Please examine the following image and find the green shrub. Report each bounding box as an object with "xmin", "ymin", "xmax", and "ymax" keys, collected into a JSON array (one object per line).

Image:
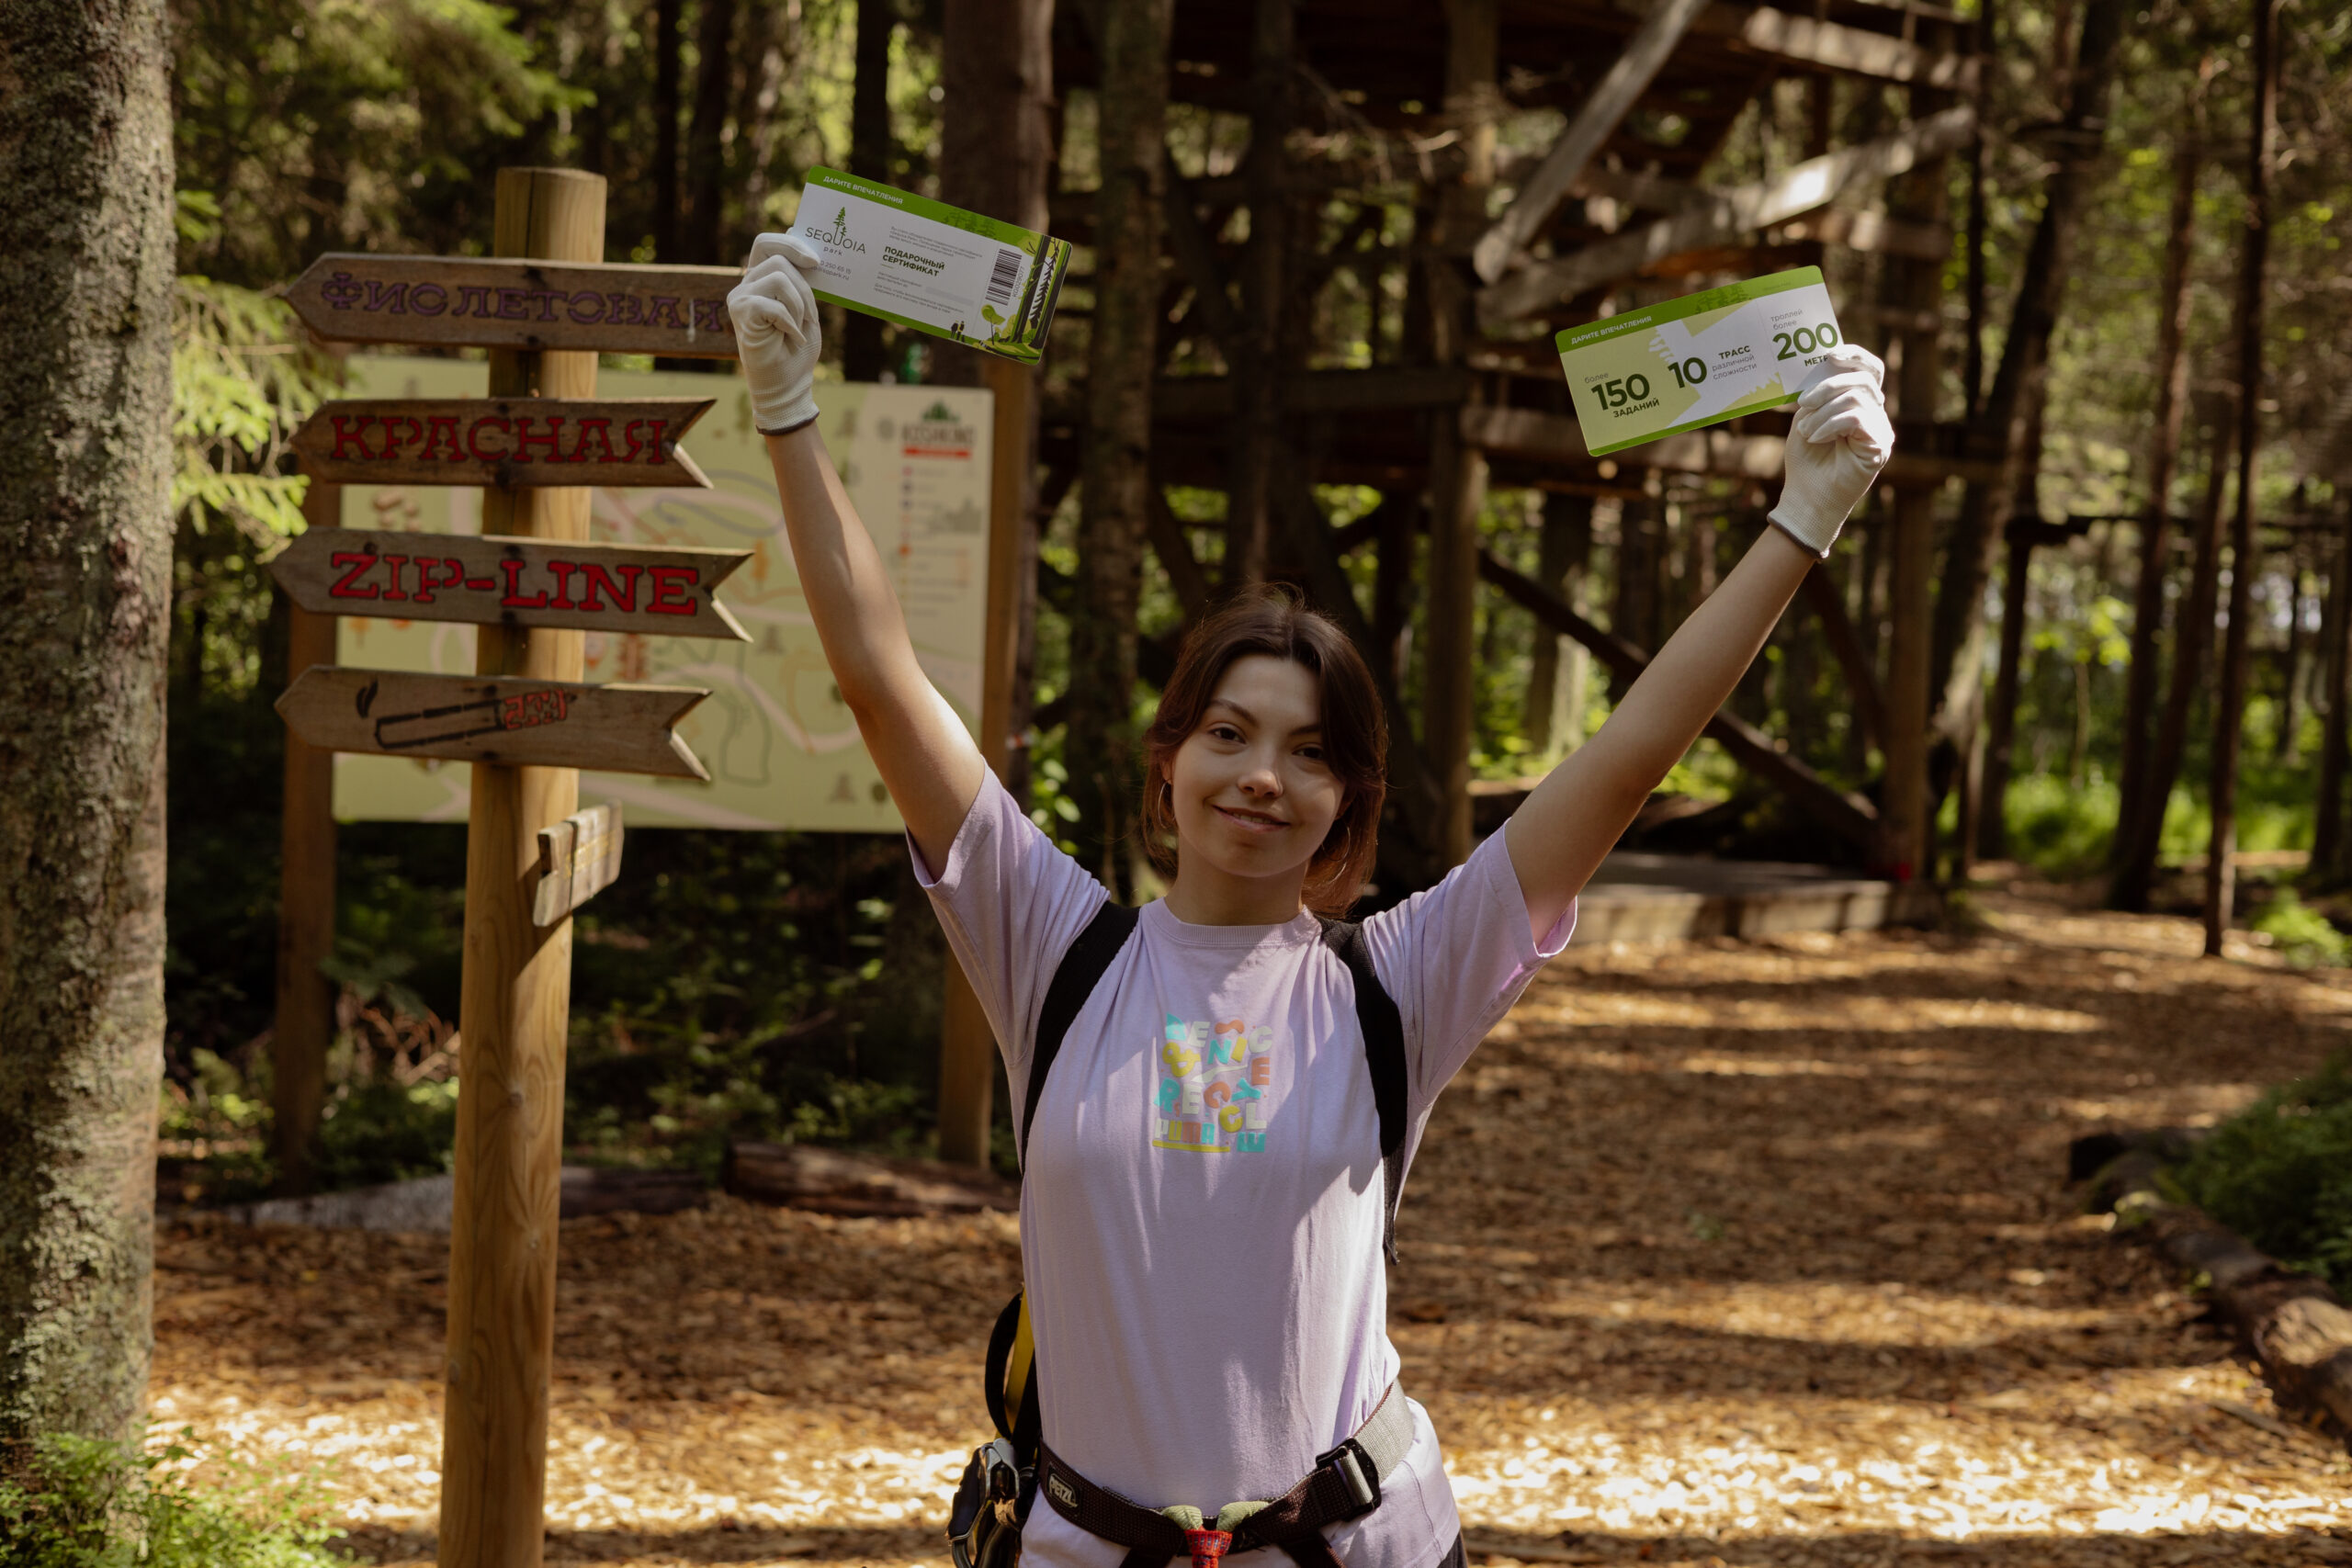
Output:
[
  {"xmin": 2250, "ymin": 890, "xmax": 2349, "ymax": 968},
  {"xmin": 2178, "ymin": 1051, "xmax": 2352, "ymax": 1298},
  {"xmin": 0, "ymin": 1431, "xmax": 346, "ymax": 1567}
]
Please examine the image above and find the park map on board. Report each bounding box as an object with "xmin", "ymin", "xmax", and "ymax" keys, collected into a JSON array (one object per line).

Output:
[{"xmin": 329, "ymin": 357, "xmax": 992, "ymax": 831}]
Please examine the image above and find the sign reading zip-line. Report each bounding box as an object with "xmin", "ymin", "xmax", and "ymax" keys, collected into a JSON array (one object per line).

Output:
[
  {"xmin": 285, "ymin": 253, "xmax": 742, "ymax": 357},
  {"xmin": 269, "ymin": 528, "xmax": 752, "ymax": 641},
  {"xmin": 290, "ymin": 397, "xmax": 715, "ymax": 488},
  {"xmin": 277, "ymin": 667, "xmax": 713, "ymax": 779}
]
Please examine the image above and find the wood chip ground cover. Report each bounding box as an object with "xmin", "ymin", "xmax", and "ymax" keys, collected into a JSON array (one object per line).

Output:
[{"xmin": 149, "ymin": 888, "xmax": 2352, "ymax": 1565}]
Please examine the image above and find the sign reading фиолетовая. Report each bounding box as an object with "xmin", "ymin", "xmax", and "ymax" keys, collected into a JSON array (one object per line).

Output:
[
  {"xmin": 286, "ymin": 254, "xmax": 742, "ymax": 358},
  {"xmin": 788, "ymin": 167, "xmax": 1071, "ymax": 366}
]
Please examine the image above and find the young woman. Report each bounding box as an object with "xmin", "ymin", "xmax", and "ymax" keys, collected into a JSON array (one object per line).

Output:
[{"xmin": 729, "ymin": 234, "xmax": 1893, "ymax": 1568}]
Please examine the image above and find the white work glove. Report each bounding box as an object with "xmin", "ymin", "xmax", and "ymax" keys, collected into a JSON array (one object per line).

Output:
[
  {"xmin": 1768, "ymin": 344, "xmax": 1896, "ymax": 558},
  {"xmin": 729, "ymin": 232, "xmax": 824, "ymax": 434}
]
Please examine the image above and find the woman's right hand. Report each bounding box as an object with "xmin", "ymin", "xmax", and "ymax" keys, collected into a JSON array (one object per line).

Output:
[{"xmin": 729, "ymin": 233, "xmax": 825, "ymax": 434}]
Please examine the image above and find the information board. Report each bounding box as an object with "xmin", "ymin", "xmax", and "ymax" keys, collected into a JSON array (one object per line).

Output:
[{"xmin": 330, "ymin": 357, "xmax": 991, "ymax": 829}]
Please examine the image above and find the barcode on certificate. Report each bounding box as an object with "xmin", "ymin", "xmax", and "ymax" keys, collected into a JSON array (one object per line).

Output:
[{"xmin": 986, "ymin": 248, "xmax": 1022, "ymax": 309}]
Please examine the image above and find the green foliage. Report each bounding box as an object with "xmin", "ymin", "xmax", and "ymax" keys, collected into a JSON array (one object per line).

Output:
[
  {"xmin": 2179, "ymin": 1052, "xmax": 2352, "ymax": 1299},
  {"xmin": 2249, "ymin": 890, "xmax": 2349, "ymax": 969},
  {"xmin": 171, "ymin": 279, "xmax": 339, "ymax": 544},
  {"xmin": 0, "ymin": 1432, "xmax": 346, "ymax": 1568}
]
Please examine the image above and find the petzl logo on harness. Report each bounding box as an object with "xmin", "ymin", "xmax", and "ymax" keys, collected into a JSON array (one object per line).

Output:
[{"xmin": 1047, "ymin": 1472, "xmax": 1079, "ymax": 1510}]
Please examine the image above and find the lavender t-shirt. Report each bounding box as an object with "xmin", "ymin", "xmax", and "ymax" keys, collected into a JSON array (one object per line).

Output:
[{"xmin": 913, "ymin": 773, "xmax": 1573, "ymax": 1568}]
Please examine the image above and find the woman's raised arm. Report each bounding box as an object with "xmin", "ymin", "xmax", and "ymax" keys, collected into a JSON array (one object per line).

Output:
[
  {"xmin": 1501, "ymin": 346, "xmax": 1896, "ymax": 942},
  {"xmin": 730, "ymin": 234, "xmax": 984, "ymax": 870}
]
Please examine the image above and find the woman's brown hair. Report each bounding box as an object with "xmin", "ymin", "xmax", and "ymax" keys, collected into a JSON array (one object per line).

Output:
[{"xmin": 1138, "ymin": 586, "xmax": 1387, "ymax": 916}]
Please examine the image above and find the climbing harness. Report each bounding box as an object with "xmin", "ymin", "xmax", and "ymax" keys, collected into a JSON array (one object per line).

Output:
[{"xmin": 947, "ymin": 900, "xmax": 1412, "ymax": 1568}]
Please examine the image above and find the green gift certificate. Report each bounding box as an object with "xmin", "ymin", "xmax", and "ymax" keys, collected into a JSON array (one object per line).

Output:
[
  {"xmin": 789, "ymin": 167, "xmax": 1071, "ymax": 366},
  {"xmin": 1554, "ymin": 267, "xmax": 1847, "ymax": 457}
]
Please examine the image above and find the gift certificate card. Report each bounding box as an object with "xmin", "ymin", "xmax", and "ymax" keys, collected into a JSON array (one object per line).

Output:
[
  {"xmin": 1554, "ymin": 267, "xmax": 1847, "ymax": 457},
  {"xmin": 788, "ymin": 167, "xmax": 1071, "ymax": 366}
]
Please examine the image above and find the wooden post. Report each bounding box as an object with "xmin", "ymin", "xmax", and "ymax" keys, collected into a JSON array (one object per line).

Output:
[
  {"xmin": 935, "ymin": 356, "xmax": 1035, "ymax": 1168},
  {"xmin": 272, "ymin": 479, "xmax": 341, "ymax": 1197},
  {"xmin": 1878, "ymin": 110, "xmax": 1950, "ymax": 880},
  {"xmin": 1422, "ymin": 0, "xmax": 1498, "ymax": 872},
  {"xmin": 437, "ymin": 165, "xmax": 604, "ymax": 1568}
]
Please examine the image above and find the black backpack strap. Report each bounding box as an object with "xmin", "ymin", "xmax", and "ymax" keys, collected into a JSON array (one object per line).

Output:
[
  {"xmin": 1022, "ymin": 897, "xmax": 1139, "ymax": 1165},
  {"xmin": 1317, "ymin": 917, "xmax": 1408, "ymax": 1263}
]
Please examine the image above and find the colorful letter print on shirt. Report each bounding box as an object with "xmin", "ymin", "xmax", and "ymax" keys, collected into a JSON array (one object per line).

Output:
[{"xmin": 1153, "ymin": 1014, "xmax": 1276, "ymax": 1154}]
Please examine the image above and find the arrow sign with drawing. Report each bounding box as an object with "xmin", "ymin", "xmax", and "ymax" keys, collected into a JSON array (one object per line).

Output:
[
  {"xmin": 290, "ymin": 397, "xmax": 716, "ymax": 488},
  {"xmin": 285, "ymin": 253, "xmax": 741, "ymax": 358},
  {"xmin": 276, "ymin": 667, "xmax": 713, "ymax": 779},
  {"xmin": 268, "ymin": 528, "xmax": 752, "ymax": 641}
]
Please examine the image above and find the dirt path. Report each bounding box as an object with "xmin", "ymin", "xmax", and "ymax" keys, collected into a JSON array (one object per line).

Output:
[{"xmin": 151, "ymin": 887, "xmax": 2351, "ymax": 1565}]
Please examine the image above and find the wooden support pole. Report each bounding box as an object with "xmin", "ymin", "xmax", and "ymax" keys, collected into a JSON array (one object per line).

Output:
[
  {"xmin": 1421, "ymin": 0, "xmax": 1497, "ymax": 873},
  {"xmin": 936, "ymin": 356, "xmax": 1036, "ymax": 1168},
  {"xmin": 437, "ymin": 165, "xmax": 604, "ymax": 1568},
  {"xmin": 272, "ymin": 480, "xmax": 341, "ymax": 1197},
  {"xmin": 1877, "ymin": 115, "xmax": 1950, "ymax": 880}
]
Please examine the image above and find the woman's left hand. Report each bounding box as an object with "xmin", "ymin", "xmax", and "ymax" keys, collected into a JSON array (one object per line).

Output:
[{"xmin": 1767, "ymin": 345, "xmax": 1896, "ymax": 559}]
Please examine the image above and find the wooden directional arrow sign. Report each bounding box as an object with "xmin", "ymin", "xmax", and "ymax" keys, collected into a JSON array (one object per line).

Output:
[
  {"xmin": 290, "ymin": 397, "xmax": 715, "ymax": 488},
  {"xmin": 286, "ymin": 253, "xmax": 741, "ymax": 358},
  {"xmin": 277, "ymin": 667, "xmax": 712, "ymax": 779},
  {"xmin": 534, "ymin": 803, "xmax": 625, "ymax": 927},
  {"xmin": 269, "ymin": 528, "xmax": 752, "ymax": 641}
]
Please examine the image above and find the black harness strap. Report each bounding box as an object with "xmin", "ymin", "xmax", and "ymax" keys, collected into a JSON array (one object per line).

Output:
[
  {"xmin": 1316, "ymin": 917, "xmax": 1409, "ymax": 1264},
  {"xmin": 1022, "ymin": 898, "xmax": 1142, "ymax": 1162}
]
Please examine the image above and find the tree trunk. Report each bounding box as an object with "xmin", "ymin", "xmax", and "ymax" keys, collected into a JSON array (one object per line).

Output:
[
  {"xmin": 2112, "ymin": 65, "xmax": 2207, "ymax": 876},
  {"xmin": 2205, "ymin": 0, "xmax": 2280, "ymax": 957},
  {"xmin": 2314, "ymin": 495, "xmax": 2352, "ymax": 882},
  {"xmin": 684, "ymin": 0, "xmax": 738, "ymax": 265},
  {"xmin": 2112, "ymin": 413, "xmax": 2235, "ymax": 911},
  {"xmin": 844, "ymin": 0, "xmax": 898, "ymax": 382},
  {"xmin": 651, "ymin": 0, "xmax": 684, "ymax": 260},
  {"xmin": 1978, "ymin": 523, "xmax": 2035, "ymax": 860},
  {"xmin": 1523, "ymin": 491, "xmax": 1594, "ymax": 758},
  {"xmin": 2275, "ymin": 565, "xmax": 2306, "ymax": 763},
  {"xmin": 0, "ymin": 0, "xmax": 174, "ymax": 1446},
  {"xmin": 1224, "ymin": 0, "xmax": 1292, "ymax": 589},
  {"xmin": 1067, "ymin": 0, "xmax": 1172, "ymax": 893},
  {"xmin": 1928, "ymin": 0, "xmax": 2129, "ymax": 750}
]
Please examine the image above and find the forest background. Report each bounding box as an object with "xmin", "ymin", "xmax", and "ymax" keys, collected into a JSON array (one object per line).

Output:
[{"xmin": 161, "ymin": 0, "xmax": 2352, "ymax": 1194}]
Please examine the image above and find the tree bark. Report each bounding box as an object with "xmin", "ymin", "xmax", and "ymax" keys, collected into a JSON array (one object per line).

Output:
[
  {"xmin": 1978, "ymin": 522, "xmax": 2036, "ymax": 860},
  {"xmin": 2112, "ymin": 412, "xmax": 2235, "ymax": 911},
  {"xmin": 2314, "ymin": 494, "xmax": 2352, "ymax": 882},
  {"xmin": 1524, "ymin": 491, "xmax": 1594, "ymax": 758},
  {"xmin": 1067, "ymin": 0, "xmax": 1171, "ymax": 893},
  {"xmin": 652, "ymin": 0, "xmax": 684, "ymax": 261},
  {"xmin": 2112, "ymin": 65, "xmax": 2207, "ymax": 879},
  {"xmin": 684, "ymin": 0, "xmax": 738, "ymax": 265},
  {"xmin": 2205, "ymin": 0, "xmax": 2280, "ymax": 957},
  {"xmin": 2275, "ymin": 564, "xmax": 2306, "ymax": 763},
  {"xmin": 1224, "ymin": 0, "xmax": 1293, "ymax": 589},
  {"xmin": 0, "ymin": 0, "xmax": 174, "ymax": 1446},
  {"xmin": 1928, "ymin": 0, "xmax": 2130, "ymax": 752}
]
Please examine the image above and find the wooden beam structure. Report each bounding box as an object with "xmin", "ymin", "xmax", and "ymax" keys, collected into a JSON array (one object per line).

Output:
[
  {"xmin": 1679, "ymin": 2, "xmax": 1980, "ymax": 89},
  {"xmin": 1473, "ymin": 0, "xmax": 1713, "ymax": 282},
  {"xmin": 1479, "ymin": 104, "xmax": 1977, "ymax": 325},
  {"xmin": 1479, "ymin": 549, "xmax": 1882, "ymax": 847}
]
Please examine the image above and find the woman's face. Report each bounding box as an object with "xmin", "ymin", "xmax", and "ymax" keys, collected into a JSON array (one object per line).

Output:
[{"xmin": 1164, "ymin": 654, "xmax": 1347, "ymax": 897}]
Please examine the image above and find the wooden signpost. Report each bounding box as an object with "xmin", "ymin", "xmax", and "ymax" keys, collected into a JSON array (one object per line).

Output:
[
  {"xmin": 269, "ymin": 528, "xmax": 752, "ymax": 640},
  {"xmin": 285, "ymin": 252, "xmax": 741, "ymax": 357},
  {"xmin": 289, "ymin": 397, "xmax": 716, "ymax": 488},
  {"xmin": 533, "ymin": 804, "xmax": 624, "ymax": 927},
  {"xmin": 277, "ymin": 668, "xmax": 712, "ymax": 778},
  {"xmin": 263, "ymin": 166, "xmax": 766, "ymax": 1568}
]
